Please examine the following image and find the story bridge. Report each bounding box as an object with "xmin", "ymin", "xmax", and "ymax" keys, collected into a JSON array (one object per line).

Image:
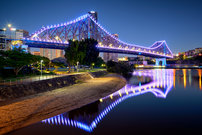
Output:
[{"xmin": 23, "ymin": 11, "xmax": 173, "ymax": 65}]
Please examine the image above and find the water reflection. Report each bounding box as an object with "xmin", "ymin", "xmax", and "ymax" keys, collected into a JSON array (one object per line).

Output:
[
  {"xmin": 41, "ymin": 69, "xmax": 175, "ymax": 132},
  {"xmin": 40, "ymin": 69, "xmax": 201, "ymax": 133},
  {"xmin": 173, "ymin": 69, "xmax": 201, "ymax": 89},
  {"xmin": 198, "ymin": 69, "xmax": 201, "ymax": 90},
  {"xmin": 183, "ymin": 69, "xmax": 187, "ymax": 88}
]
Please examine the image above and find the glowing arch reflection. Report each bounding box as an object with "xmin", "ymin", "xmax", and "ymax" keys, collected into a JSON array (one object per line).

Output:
[{"xmin": 41, "ymin": 69, "xmax": 174, "ymax": 132}]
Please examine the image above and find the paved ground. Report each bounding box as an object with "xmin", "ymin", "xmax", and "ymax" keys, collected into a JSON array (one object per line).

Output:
[
  {"xmin": 0, "ymin": 74, "xmax": 126, "ymax": 134},
  {"xmin": 0, "ymin": 69, "xmax": 106, "ymax": 86},
  {"xmin": 0, "ymin": 73, "xmax": 78, "ymax": 86}
]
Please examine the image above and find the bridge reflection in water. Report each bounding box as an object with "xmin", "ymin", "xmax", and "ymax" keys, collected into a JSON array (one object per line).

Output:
[{"xmin": 41, "ymin": 69, "xmax": 174, "ymax": 132}]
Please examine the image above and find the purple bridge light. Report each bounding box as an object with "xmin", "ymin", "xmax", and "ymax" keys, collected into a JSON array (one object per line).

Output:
[
  {"xmin": 24, "ymin": 12, "xmax": 173, "ymax": 58},
  {"xmin": 41, "ymin": 69, "xmax": 174, "ymax": 132}
]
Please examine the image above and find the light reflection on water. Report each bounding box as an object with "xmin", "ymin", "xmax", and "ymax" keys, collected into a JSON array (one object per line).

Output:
[
  {"xmin": 9, "ymin": 69, "xmax": 202, "ymax": 135},
  {"xmin": 40, "ymin": 69, "xmax": 202, "ymax": 133},
  {"xmin": 173, "ymin": 69, "xmax": 201, "ymax": 90}
]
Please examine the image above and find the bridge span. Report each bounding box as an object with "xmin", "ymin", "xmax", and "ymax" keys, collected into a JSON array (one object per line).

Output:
[{"xmin": 22, "ymin": 12, "xmax": 173, "ymax": 60}]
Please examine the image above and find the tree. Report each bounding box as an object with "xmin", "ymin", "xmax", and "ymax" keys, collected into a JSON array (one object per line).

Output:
[
  {"xmin": 2, "ymin": 50, "xmax": 34, "ymax": 75},
  {"xmin": 41, "ymin": 56, "xmax": 50, "ymax": 69},
  {"xmin": 65, "ymin": 40, "xmax": 86, "ymax": 72},
  {"xmin": 81, "ymin": 38, "xmax": 99, "ymax": 66},
  {"xmin": 106, "ymin": 60, "xmax": 133, "ymax": 78},
  {"xmin": 51, "ymin": 57, "xmax": 68, "ymax": 66},
  {"xmin": 193, "ymin": 55, "xmax": 202, "ymax": 66},
  {"xmin": 0, "ymin": 51, "xmax": 6, "ymax": 69},
  {"xmin": 64, "ymin": 38, "xmax": 99, "ymax": 71},
  {"xmin": 31, "ymin": 55, "xmax": 50, "ymax": 71},
  {"xmin": 0, "ymin": 49, "xmax": 45, "ymax": 76},
  {"xmin": 177, "ymin": 54, "xmax": 184, "ymax": 64},
  {"xmin": 0, "ymin": 51, "xmax": 6, "ymax": 76},
  {"xmin": 95, "ymin": 57, "xmax": 105, "ymax": 67}
]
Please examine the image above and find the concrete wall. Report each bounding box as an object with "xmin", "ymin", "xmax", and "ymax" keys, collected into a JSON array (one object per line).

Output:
[{"xmin": 0, "ymin": 71, "xmax": 107, "ymax": 101}]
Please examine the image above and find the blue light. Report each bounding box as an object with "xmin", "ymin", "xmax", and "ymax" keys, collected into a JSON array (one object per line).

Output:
[
  {"xmin": 41, "ymin": 69, "xmax": 174, "ymax": 133},
  {"xmin": 139, "ymin": 82, "xmax": 141, "ymax": 87}
]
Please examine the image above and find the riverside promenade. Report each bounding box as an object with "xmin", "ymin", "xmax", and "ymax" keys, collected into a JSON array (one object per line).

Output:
[{"xmin": 0, "ymin": 74, "xmax": 126, "ymax": 134}]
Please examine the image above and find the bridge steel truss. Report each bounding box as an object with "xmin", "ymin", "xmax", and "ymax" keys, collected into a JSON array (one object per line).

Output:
[{"xmin": 26, "ymin": 13, "xmax": 173, "ymax": 58}]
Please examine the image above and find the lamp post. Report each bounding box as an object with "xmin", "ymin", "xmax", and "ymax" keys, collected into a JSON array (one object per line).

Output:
[
  {"xmin": 8, "ymin": 24, "xmax": 11, "ymax": 28},
  {"xmin": 92, "ymin": 63, "xmax": 95, "ymax": 70},
  {"xmin": 77, "ymin": 61, "xmax": 79, "ymax": 72},
  {"xmin": 2, "ymin": 28, "xmax": 6, "ymax": 49},
  {"xmin": 6, "ymin": 24, "xmax": 17, "ymax": 49},
  {"xmin": 41, "ymin": 60, "xmax": 43, "ymax": 76},
  {"xmin": 10, "ymin": 27, "xmax": 16, "ymax": 39},
  {"xmin": 7, "ymin": 24, "xmax": 12, "ymax": 39}
]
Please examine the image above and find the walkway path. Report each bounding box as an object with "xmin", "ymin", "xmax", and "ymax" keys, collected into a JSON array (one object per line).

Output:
[
  {"xmin": 0, "ymin": 73, "xmax": 77, "ymax": 86},
  {"xmin": 0, "ymin": 74, "xmax": 126, "ymax": 134}
]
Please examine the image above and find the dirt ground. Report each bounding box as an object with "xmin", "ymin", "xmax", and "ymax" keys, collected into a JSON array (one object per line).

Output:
[{"xmin": 0, "ymin": 75, "xmax": 126, "ymax": 134}]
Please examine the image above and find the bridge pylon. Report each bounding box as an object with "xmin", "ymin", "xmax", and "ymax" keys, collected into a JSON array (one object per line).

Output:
[{"xmin": 155, "ymin": 58, "xmax": 167, "ymax": 66}]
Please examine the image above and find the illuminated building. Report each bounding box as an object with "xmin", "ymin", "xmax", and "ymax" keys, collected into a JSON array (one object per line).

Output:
[
  {"xmin": 32, "ymin": 51, "xmax": 40, "ymax": 56},
  {"xmin": 118, "ymin": 57, "xmax": 128, "ymax": 61},
  {"xmin": 15, "ymin": 29, "xmax": 29, "ymax": 39},
  {"xmin": 185, "ymin": 47, "xmax": 202, "ymax": 57},
  {"xmin": 103, "ymin": 53, "xmax": 118, "ymax": 62},
  {"xmin": 195, "ymin": 48, "xmax": 202, "ymax": 54},
  {"xmin": 40, "ymin": 48, "xmax": 63, "ymax": 60},
  {"xmin": 0, "ymin": 29, "xmax": 6, "ymax": 50},
  {"xmin": 0, "ymin": 28, "xmax": 29, "ymax": 50}
]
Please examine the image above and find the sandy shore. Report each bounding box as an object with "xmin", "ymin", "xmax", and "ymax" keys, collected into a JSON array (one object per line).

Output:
[{"xmin": 0, "ymin": 74, "xmax": 126, "ymax": 134}]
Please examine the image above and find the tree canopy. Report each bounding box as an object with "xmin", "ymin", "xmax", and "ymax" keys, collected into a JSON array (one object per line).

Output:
[
  {"xmin": 80, "ymin": 38, "xmax": 99, "ymax": 66},
  {"xmin": 64, "ymin": 38, "xmax": 99, "ymax": 68},
  {"xmin": 0, "ymin": 49, "xmax": 50, "ymax": 76}
]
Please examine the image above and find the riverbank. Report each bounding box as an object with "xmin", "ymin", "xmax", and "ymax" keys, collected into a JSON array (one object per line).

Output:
[
  {"xmin": 0, "ymin": 71, "xmax": 108, "ymax": 101},
  {"xmin": 0, "ymin": 73, "xmax": 126, "ymax": 134},
  {"xmin": 135, "ymin": 65, "xmax": 201, "ymax": 69}
]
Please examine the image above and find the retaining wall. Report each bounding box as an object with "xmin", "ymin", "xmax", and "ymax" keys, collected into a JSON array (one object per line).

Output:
[{"xmin": 0, "ymin": 71, "xmax": 107, "ymax": 101}]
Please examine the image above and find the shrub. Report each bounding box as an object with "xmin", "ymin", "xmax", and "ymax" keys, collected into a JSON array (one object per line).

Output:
[{"xmin": 106, "ymin": 60, "xmax": 133, "ymax": 78}]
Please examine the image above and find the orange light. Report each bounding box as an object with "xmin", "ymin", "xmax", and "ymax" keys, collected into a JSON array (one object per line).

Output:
[
  {"xmin": 183, "ymin": 69, "xmax": 187, "ymax": 88},
  {"xmin": 173, "ymin": 69, "xmax": 176, "ymax": 88},
  {"xmin": 198, "ymin": 69, "xmax": 201, "ymax": 90}
]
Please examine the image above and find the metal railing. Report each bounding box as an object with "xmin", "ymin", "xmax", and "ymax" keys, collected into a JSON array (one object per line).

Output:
[
  {"xmin": 0, "ymin": 68, "xmax": 106, "ymax": 87},
  {"xmin": 0, "ymin": 73, "xmax": 66, "ymax": 87}
]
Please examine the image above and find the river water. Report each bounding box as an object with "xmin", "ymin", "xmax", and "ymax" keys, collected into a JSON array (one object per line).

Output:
[{"xmin": 9, "ymin": 69, "xmax": 202, "ymax": 135}]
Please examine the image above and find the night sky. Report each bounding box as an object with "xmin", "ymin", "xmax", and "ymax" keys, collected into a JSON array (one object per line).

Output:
[{"xmin": 0, "ymin": 0, "xmax": 202, "ymax": 54}]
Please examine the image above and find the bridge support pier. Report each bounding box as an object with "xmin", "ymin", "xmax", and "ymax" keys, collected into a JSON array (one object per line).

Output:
[{"xmin": 155, "ymin": 58, "xmax": 167, "ymax": 66}]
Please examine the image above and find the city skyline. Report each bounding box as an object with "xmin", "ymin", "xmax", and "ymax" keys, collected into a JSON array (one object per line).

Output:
[{"xmin": 0, "ymin": 0, "xmax": 202, "ymax": 54}]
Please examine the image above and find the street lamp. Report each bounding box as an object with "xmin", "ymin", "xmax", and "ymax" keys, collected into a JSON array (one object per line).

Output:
[
  {"xmin": 92, "ymin": 63, "xmax": 95, "ymax": 69},
  {"xmin": 2, "ymin": 28, "xmax": 6, "ymax": 49},
  {"xmin": 10, "ymin": 28, "xmax": 16, "ymax": 31},
  {"xmin": 10, "ymin": 28, "xmax": 16, "ymax": 39},
  {"xmin": 41, "ymin": 60, "xmax": 43, "ymax": 76},
  {"xmin": 8, "ymin": 24, "xmax": 12, "ymax": 28},
  {"xmin": 77, "ymin": 61, "xmax": 79, "ymax": 72}
]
